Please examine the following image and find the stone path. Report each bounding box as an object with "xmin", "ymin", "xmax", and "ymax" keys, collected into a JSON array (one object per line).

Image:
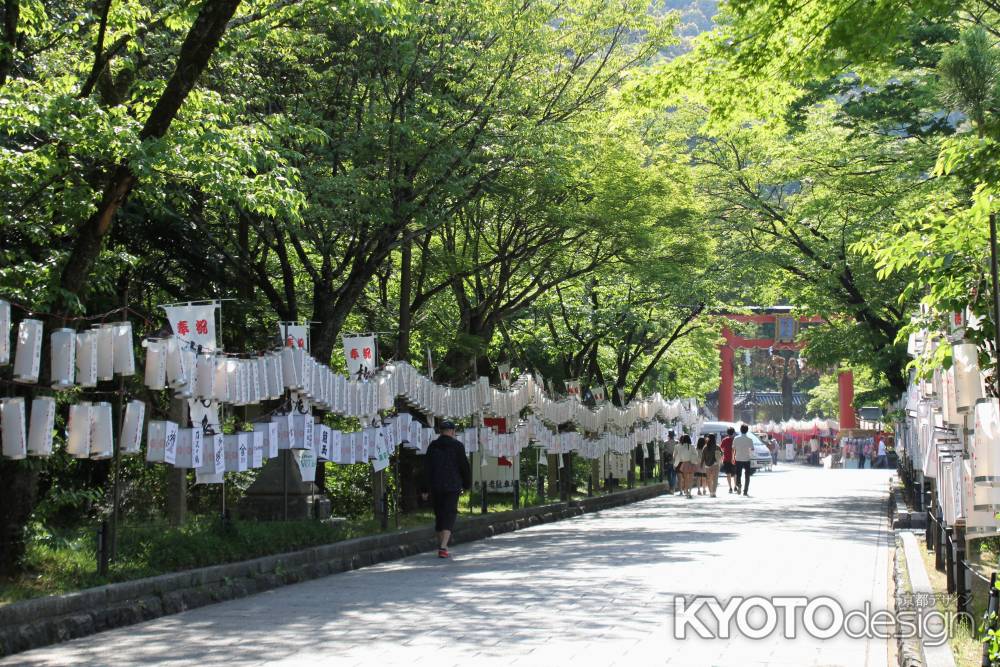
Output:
[{"xmin": 2, "ymin": 465, "xmax": 894, "ymax": 666}]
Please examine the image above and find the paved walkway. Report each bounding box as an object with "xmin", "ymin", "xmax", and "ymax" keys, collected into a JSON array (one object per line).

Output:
[{"xmin": 3, "ymin": 465, "xmax": 893, "ymax": 667}]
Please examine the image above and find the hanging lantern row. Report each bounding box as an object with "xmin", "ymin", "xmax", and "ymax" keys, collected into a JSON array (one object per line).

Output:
[
  {"xmin": 0, "ymin": 311, "xmax": 135, "ymax": 388},
  {"xmin": 141, "ymin": 337, "xmax": 702, "ymax": 435},
  {"xmin": 0, "ymin": 306, "xmax": 701, "ymax": 462},
  {"xmin": 896, "ymin": 321, "xmax": 998, "ymax": 537},
  {"xmin": 754, "ymin": 418, "xmax": 840, "ymax": 437}
]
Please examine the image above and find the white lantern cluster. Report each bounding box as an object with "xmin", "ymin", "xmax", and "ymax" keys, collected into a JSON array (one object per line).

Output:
[
  {"xmin": 897, "ymin": 328, "xmax": 1000, "ymax": 538},
  {"xmin": 134, "ymin": 337, "xmax": 702, "ymax": 470},
  {"xmin": 141, "ymin": 341, "xmax": 702, "ymax": 439}
]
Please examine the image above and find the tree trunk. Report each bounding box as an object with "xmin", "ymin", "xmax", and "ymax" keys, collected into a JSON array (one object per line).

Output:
[
  {"xmin": 0, "ymin": 461, "xmax": 37, "ymax": 576},
  {"xmin": 166, "ymin": 397, "xmax": 189, "ymax": 525},
  {"xmin": 57, "ymin": 0, "xmax": 243, "ymax": 309},
  {"xmin": 781, "ymin": 366, "xmax": 794, "ymax": 420},
  {"xmin": 397, "ymin": 239, "xmax": 412, "ymax": 362},
  {"xmin": 2, "ymin": 0, "xmax": 243, "ymax": 578},
  {"xmin": 547, "ymin": 454, "xmax": 559, "ymax": 499},
  {"xmin": 0, "ymin": 0, "xmax": 20, "ymax": 89}
]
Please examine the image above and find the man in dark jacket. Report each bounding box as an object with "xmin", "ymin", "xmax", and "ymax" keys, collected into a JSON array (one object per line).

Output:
[{"xmin": 423, "ymin": 421, "xmax": 472, "ymax": 558}]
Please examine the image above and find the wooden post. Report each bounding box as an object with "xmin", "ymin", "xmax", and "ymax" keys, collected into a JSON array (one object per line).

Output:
[{"xmin": 166, "ymin": 397, "xmax": 188, "ymax": 526}]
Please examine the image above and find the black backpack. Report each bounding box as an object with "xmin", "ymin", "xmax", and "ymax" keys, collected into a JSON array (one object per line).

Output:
[{"xmin": 702, "ymin": 444, "xmax": 718, "ymax": 466}]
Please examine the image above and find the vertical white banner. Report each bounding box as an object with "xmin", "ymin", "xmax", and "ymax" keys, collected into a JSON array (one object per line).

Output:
[
  {"xmin": 279, "ymin": 322, "xmax": 310, "ymax": 352},
  {"xmin": 498, "ymin": 362, "xmax": 511, "ymax": 390},
  {"xmin": 566, "ymin": 380, "xmax": 581, "ymax": 401},
  {"xmin": 343, "ymin": 335, "xmax": 377, "ymax": 381},
  {"xmin": 161, "ymin": 302, "xmax": 220, "ymax": 351}
]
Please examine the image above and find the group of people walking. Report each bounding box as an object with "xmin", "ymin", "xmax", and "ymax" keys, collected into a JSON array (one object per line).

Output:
[
  {"xmin": 424, "ymin": 422, "xmax": 764, "ymax": 560},
  {"xmin": 663, "ymin": 425, "xmax": 755, "ymax": 499}
]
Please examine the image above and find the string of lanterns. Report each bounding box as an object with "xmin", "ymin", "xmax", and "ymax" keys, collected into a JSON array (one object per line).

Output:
[
  {"xmin": 753, "ymin": 418, "xmax": 840, "ymax": 438},
  {"xmin": 0, "ymin": 299, "xmax": 702, "ymax": 471}
]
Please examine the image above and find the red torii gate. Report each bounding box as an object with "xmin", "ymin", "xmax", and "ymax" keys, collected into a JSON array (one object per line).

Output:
[{"xmin": 718, "ymin": 311, "xmax": 857, "ymax": 429}]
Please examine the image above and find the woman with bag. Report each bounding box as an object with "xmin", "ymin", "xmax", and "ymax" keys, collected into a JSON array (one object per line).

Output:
[{"xmin": 701, "ymin": 434, "xmax": 722, "ymax": 497}]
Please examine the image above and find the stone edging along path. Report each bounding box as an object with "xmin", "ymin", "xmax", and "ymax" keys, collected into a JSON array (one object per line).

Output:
[{"xmin": 0, "ymin": 483, "xmax": 668, "ymax": 657}]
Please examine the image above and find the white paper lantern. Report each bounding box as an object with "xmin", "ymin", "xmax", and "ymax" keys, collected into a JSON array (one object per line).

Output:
[
  {"xmin": 27, "ymin": 397, "xmax": 56, "ymax": 456},
  {"xmin": 942, "ymin": 365, "xmax": 961, "ymax": 426},
  {"xmin": 954, "ymin": 343, "xmax": 984, "ymax": 411},
  {"xmin": 292, "ymin": 414, "xmax": 315, "ymax": 451},
  {"xmin": 165, "ymin": 337, "xmax": 188, "ymax": 389},
  {"xmin": 175, "ymin": 428, "xmax": 204, "ymax": 469},
  {"xmin": 301, "ymin": 356, "xmax": 314, "ymax": 397},
  {"xmin": 66, "ymin": 403, "xmax": 92, "ymax": 458},
  {"xmin": 193, "ymin": 353, "xmax": 216, "ymax": 400},
  {"xmin": 142, "ymin": 338, "xmax": 166, "ymax": 390},
  {"xmin": 113, "ymin": 322, "xmax": 135, "ymax": 376},
  {"xmin": 45, "ymin": 327, "xmax": 76, "ymax": 390},
  {"xmin": 315, "ymin": 425, "xmax": 331, "ymax": 461},
  {"xmin": 74, "ymin": 331, "xmax": 96, "ymax": 389},
  {"xmin": 120, "ymin": 400, "xmax": 145, "ymax": 456},
  {"xmin": 281, "ymin": 346, "xmax": 301, "ymax": 389},
  {"xmin": 253, "ymin": 422, "xmax": 279, "ymax": 458},
  {"xmin": 13, "ymin": 319, "xmax": 43, "ymax": 383},
  {"xmin": 224, "ymin": 433, "xmax": 249, "ymax": 472},
  {"xmin": 89, "ymin": 402, "xmax": 114, "ymax": 460},
  {"xmin": 198, "ymin": 433, "xmax": 224, "ymax": 475},
  {"xmin": 964, "ymin": 460, "xmax": 1000, "ymax": 536},
  {"xmin": 0, "ymin": 299, "xmax": 9, "ymax": 365},
  {"xmin": 175, "ymin": 345, "xmax": 196, "ymax": 398},
  {"xmin": 249, "ymin": 359, "xmax": 262, "ymax": 404},
  {"xmin": 1, "ymin": 397, "xmax": 27, "ymax": 459},
  {"xmin": 269, "ymin": 353, "xmax": 284, "ymax": 399},
  {"xmin": 251, "ymin": 431, "xmax": 264, "ymax": 468},
  {"xmin": 256, "ymin": 357, "xmax": 270, "ymax": 401},
  {"xmin": 225, "ymin": 358, "xmax": 242, "ymax": 405},
  {"xmin": 213, "ymin": 356, "xmax": 231, "ymax": 403},
  {"xmin": 274, "ymin": 414, "xmax": 293, "ymax": 450},
  {"xmin": 974, "ymin": 398, "xmax": 1000, "ymax": 486},
  {"xmin": 96, "ymin": 324, "xmax": 115, "ymax": 381},
  {"xmin": 147, "ymin": 420, "xmax": 178, "ymax": 465}
]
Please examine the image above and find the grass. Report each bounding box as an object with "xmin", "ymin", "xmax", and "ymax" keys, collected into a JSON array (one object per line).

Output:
[
  {"xmin": 916, "ymin": 535, "xmax": 990, "ymax": 667},
  {"xmin": 0, "ymin": 479, "xmax": 655, "ymax": 606}
]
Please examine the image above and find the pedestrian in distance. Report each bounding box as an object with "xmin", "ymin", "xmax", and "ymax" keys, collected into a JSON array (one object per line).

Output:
[
  {"xmin": 675, "ymin": 433, "xmax": 697, "ymax": 499},
  {"xmin": 856, "ymin": 442, "xmax": 866, "ymax": 469},
  {"xmin": 720, "ymin": 427, "xmax": 737, "ymax": 493},
  {"xmin": 664, "ymin": 431, "xmax": 678, "ymax": 494},
  {"xmin": 695, "ymin": 436, "xmax": 707, "ymax": 495},
  {"xmin": 874, "ymin": 439, "xmax": 888, "ymax": 469},
  {"xmin": 733, "ymin": 424, "xmax": 754, "ymax": 497},
  {"xmin": 701, "ymin": 433, "xmax": 721, "ymax": 497},
  {"xmin": 421, "ymin": 420, "xmax": 472, "ymax": 558}
]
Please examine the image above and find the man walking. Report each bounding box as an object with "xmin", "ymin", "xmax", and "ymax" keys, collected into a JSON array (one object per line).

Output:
[
  {"xmin": 664, "ymin": 431, "xmax": 678, "ymax": 494},
  {"xmin": 423, "ymin": 421, "xmax": 472, "ymax": 558},
  {"xmin": 733, "ymin": 424, "xmax": 754, "ymax": 497},
  {"xmin": 874, "ymin": 438, "xmax": 888, "ymax": 469},
  {"xmin": 720, "ymin": 427, "xmax": 736, "ymax": 494}
]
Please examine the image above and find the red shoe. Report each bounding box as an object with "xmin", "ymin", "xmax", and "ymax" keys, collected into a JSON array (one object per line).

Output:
[{"xmin": 438, "ymin": 548, "xmax": 449, "ymax": 558}]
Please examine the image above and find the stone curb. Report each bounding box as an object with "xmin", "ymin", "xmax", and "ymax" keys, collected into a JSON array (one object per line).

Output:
[
  {"xmin": 893, "ymin": 536, "xmax": 927, "ymax": 667},
  {"xmin": 0, "ymin": 483, "xmax": 667, "ymax": 657}
]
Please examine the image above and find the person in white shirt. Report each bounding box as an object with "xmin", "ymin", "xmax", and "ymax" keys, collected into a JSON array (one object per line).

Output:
[
  {"xmin": 874, "ymin": 439, "xmax": 888, "ymax": 469},
  {"xmin": 732, "ymin": 424, "xmax": 755, "ymax": 497}
]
